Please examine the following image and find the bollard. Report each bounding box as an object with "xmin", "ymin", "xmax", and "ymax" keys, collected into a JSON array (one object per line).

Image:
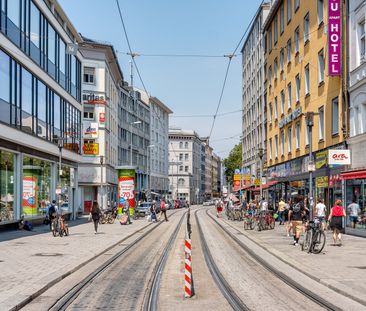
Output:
[{"xmin": 184, "ymin": 208, "xmax": 194, "ymax": 298}]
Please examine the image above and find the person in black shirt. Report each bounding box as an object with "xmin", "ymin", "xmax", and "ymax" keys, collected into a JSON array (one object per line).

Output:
[{"xmin": 288, "ymin": 195, "xmax": 305, "ymax": 246}]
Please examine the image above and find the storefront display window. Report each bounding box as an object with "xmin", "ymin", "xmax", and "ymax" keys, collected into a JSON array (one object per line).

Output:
[
  {"xmin": 22, "ymin": 156, "xmax": 51, "ymax": 217},
  {"xmin": 345, "ymin": 179, "xmax": 366, "ymax": 230},
  {"xmin": 0, "ymin": 150, "xmax": 15, "ymax": 222}
]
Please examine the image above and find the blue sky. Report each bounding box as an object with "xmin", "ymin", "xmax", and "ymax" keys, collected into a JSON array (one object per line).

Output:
[{"xmin": 59, "ymin": 0, "xmax": 263, "ymax": 158}]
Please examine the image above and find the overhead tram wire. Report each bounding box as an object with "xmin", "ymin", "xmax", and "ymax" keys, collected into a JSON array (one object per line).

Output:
[
  {"xmin": 170, "ymin": 109, "xmax": 242, "ymax": 118},
  {"xmin": 118, "ymin": 52, "xmax": 236, "ymax": 58},
  {"xmin": 207, "ymin": 9, "xmax": 261, "ymax": 141}
]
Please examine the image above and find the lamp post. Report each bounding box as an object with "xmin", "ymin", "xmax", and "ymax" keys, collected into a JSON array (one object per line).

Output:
[
  {"xmin": 100, "ymin": 155, "xmax": 104, "ymax": 209},
  {"xmin": 57, "ymin": 139, "xmax": 64, "ymax": 209},
  {"xmin": 306, "ymin": 112, "xmax": 315, "ymax": 220},
  {"xmin": 258, "ymin": 148, "xmax": 264, "ymax": 203},
  {"xmin": 130, "ymin": 121, "xmax": 142, "ymax": 166}
]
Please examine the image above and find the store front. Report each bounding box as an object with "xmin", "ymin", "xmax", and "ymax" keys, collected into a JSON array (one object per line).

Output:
[
  {"xmin": 0, "ymin": 149, "xmax": 15, "ymax": 222},
  {"xmin": 342, "ymin": 170, "xmax": 366, "ymax": 237}
]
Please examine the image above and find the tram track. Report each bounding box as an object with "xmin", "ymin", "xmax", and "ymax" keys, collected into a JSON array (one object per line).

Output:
[
  {"xmin": 204, "ymin": 208, "xmax": 341, "ymax": 311},
  {"xmin": 47, "ymin": 209, "xmax": 185, "ymax": 311}
]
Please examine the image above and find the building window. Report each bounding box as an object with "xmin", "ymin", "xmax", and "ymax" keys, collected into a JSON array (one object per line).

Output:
[
  {"xmin": 287, "ymin": 0, "xmax": 292, "ymax": 23},
  {"xmin": 179, "ymin": 165, "xmax": 183, "ymax": 172},
  {"xmin": 274, "ymin": 96, "xmax": 278, "ymax": 119},
  {"xmin": 287, "ymin": 39, "xmax": 292, "ymax": 63},
  {"xmin": 274, "ymin": 15, "xmax": 278, "ymax": 44},
  {"xmin": 275, "ymin": 135, "xmax": 278, "ymax": 158},
  {"xmin": 185, "ymin": 153, "xmax": 189, "ymax": 160},
  {"xmin": 304, "ymin": 13, "xmax": 310, "ymax": 43},
  {"xmin": 288, "ymin": 126, "xmax": 292, "ymax": 153},
  {"xmin": 317, "ymin": 0, "xmax": 324, "ymax": 25},
  {"xmin": 269, "ymin": 103, "xmax": 273, "ymax": 123},
  {"xmin": 83, "ymin": 107, "xmax": 95, "ymax": 120},
  {"xmin": 305, "ymin": 64, "xmax": 310, "ymax": 95},
  {"xmin": 185, "ymin": 142, "xmax": 189, "ymax": 148},
  {"xmin": 332, "ymin": 97, "xmax": 339, "ymax": 135},
  {"xmin": 359, "ymin": 20, "xmax": 365, "ymax": 61},
  {"xmin": 280, "ymin": 3, "xmax": 285, "ymax": 34},
  {"xmin": 83, "ymin": 67, "xmax": 95, "ymax": 84},
  {"xmin": 268, "ymin": 25, "xmax": 272, "ymax": 51},
  {"xmin": 179, "ymin": 142, "xmax": 183, "ymax": 148},
  {"xmin": 295, "ymin": 74, "xmax": 300, "ymax": 102},
  {"xmin": 294, "ymin": 0, "xmax": 300, "ymax": 11},
  {"xmin": 295, "ymin": 122, "xmax": 300, "ymax": 149},
  {"xmin": 287, "ymin": 83, "xmax": 292, "ymax": 109},
  {"xmin": 185, "ymin": 166, "xmax": 189, "ymax": 172},
  {"xmin": 178, "ymin": 178, "xmax": 185, "ymax": 186},
  {"xmin": 319, "ymin": 106, "xmax": 324, "ymax": 140},
  {"xmin": 318, "ymin": 49, "xmax": 325, "ymax": 84},
  {"xmin": 281, "ymin": 130, "xmax": 285, "ymax": 156},
  {"xmin": 179, "ymin": 153, "xmax": 183, "ymax": 161},
  {"xmin": 274, "ymin": 58, "xmax": 278, "ymax": 79},
  {"xmin": 281, "ymin": 90, "xmax": 285, "ymax": 114},
  {"xmin": 269, "ymin": 138, "xmax": 273, "ymax": 160},
  {"xmin": 294, "ymin": 27, "xmax": 300, "ymax": 54},
  {"xmin": 268, "ymin": 66, "xmax": 272, "ymax": 85},
  {"xmin": 280, "ymin": 49, "xmax": 284, "ymax": 71}
]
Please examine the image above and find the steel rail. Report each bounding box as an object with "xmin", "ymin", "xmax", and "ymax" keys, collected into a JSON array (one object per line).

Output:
[
  {"xmin": 195, "ymin": 209, "xmax": 250, "ymax": 311},
  {"xmin": 48, "ymin": 210, "xmax": 183, "ymax": 311},
  {"xmin": 144, "ymin": 211, "xmax": 187, "ymax": 311},
  {"xmin": 205, "ymin": 209, "xmax": 341, "ymax": 311}
]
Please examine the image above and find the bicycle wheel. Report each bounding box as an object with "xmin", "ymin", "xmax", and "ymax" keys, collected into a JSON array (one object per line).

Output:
[
  {"xmin": 255, "ymin": 221, "xmax": 261, "ymax": 231},
  {"xmin": 108, "ymin": 215, "xmax": 115, "ymax": 224},
  {"xmin": 312, "ymin": 230, "xmax": 326, "ymax": 254},
  {"xmin": 302, "ymin": 230, "xmax": 312, "ymax": 252},
  {"xmin": 52, "ymin": 221, "xmax": 57, "ymax": 237}
]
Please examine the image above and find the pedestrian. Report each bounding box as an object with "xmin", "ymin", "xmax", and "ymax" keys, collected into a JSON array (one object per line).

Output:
[
  {"xmin": 284, "ymin": 198, "xmax": 292, "ymax": 237},
  {"xmin": 216, "ymin": 200, "xmax": 224, "ymax": 217},
  {"xmin": 347, "ymin": 198, "xmax": 361, "ymax": 229},
  {"xmin": 288, "ymin": 195, "xmax": 305, "ymax": 246},
  {"xmin": 91, "ymin": 201, "xmax": 101, "ymax": 234},
  {"xmin": 328, "ymin": 199, "xmax": 346, "ymax": 245},
  {"xmin": 47, "ymin": 200, "xmax": 58, "ymax": 231},
  {"xmin": 315, "ymin": 198, "xmax": 327, "ymax": 230},
  {"xmin": 150, "ymin": 200, "xmax": 157, "ymax": 222},
  {"xmin": 160, "ymin": 199, "xmax": 168, "ymax": 221},
  {"xmin": 278, "ymin": 198, "xmax": 286, "ymax": 225}
]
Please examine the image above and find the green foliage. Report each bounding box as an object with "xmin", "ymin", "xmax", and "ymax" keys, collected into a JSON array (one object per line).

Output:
[{"xmin": 223, "ymin": 143, "xmax": 242, "ymax": 185}]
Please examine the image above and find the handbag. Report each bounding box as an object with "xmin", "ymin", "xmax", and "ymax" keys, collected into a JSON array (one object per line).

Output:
[{"xmin": 273, "ymin": 213, "xmax": 279, "ymax": 220}]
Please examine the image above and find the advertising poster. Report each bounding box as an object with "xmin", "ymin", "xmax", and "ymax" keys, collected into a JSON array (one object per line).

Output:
[
  {"xmin": 82, "ymin": 143, "xmax": 99, "ymax": 155},
  {"xmin": 117, "ymin": 168, "xmax": 136, "ymax": 215},
  {"xmin": 22, "ymin": 176, "xmax": 38, "ymax": 215},
  {"xmin": 83, "ymin": 122, "xmax": 99, "ymax": 138}
]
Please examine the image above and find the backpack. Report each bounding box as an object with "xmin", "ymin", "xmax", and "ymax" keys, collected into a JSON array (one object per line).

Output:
[{"xmin": 48, "ymin": 204, "xmax": 56, "ymax": 215}]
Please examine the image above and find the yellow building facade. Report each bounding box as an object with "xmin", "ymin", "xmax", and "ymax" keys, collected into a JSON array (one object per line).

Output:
[{"xmin": 263, "ymin": 0, "xmax": 347, "ymax": 205}]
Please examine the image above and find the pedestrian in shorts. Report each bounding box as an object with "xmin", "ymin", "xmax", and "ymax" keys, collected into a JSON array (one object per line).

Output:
[{"xmin": 288, "ymin": 195, "xmax": 305, "ymax": 246}]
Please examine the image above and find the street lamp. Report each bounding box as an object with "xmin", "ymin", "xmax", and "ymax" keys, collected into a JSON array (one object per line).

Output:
[
  {"xmin": 306, "ymin": 112, "xmax": 315, "ymax": 220},
  {"xmin": 57, "ymin": 139, "xmax": 64, "ymax": 209},
  {"xmin": 147, "ymin": 144, "xmax": 155, "ymax": 193},
  {"xmin": 130, "ymin": 121, "xmax": 142, "ymax": 166},
  {"xmin": 258, "ymin": 147, "xmax": 264, "ymax": 203},
  {"xmin": 100, "ymin": 155, "xmax": 104, "ymax": 209}
]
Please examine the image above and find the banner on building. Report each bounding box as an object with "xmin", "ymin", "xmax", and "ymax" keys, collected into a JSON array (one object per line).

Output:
[
  {"xmin": 328, "ymin": 149, "xmax": 351, "ymax": 165},
  {"xmin": 84, "ymin": 122, "xmax": 99, "ymax": 138},
  {"xmin": 117, "ymin": 168, "xmax": 136, "ymax": 215},
  {"xmin": 328, "ymin": 0, "xmax": 341, "ymax": 76},
  {"xmin": 22, "ymin": 175, "xmax": 38, "ymax": 215},
  {"xmin": 316, "ymin": 176, "xmax": 329, "ymax": 188},
  {"xmin": 316, "ymin": 150, "xmax": 328, "ymax": 169},
  {"xmin": 82, "ymin": 143, "xmax": 99, "ymax": 155}
]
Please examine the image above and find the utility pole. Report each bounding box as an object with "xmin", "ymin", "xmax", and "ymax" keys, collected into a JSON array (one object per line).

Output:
[{"xmin": 306, "ymin": 112, "xmax": 315, "ymax": 220}]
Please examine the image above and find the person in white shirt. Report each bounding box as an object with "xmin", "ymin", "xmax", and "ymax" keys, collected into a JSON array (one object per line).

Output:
[
  {"xmin": 347, "ymin": 199, "xmax": 361, "ymax": 229},
  {"xmin": 315, "ymin": 198, "xmax": 326, "ymax": 230}
]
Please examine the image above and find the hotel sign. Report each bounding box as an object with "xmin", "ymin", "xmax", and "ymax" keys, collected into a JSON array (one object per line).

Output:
[
  {"xmin": 279, "ymin": 107, "xmax": 302, "ymax": 129},
  {"xmin": 328, "ymin": 0, "xmax": 341, "ymax": 76}
]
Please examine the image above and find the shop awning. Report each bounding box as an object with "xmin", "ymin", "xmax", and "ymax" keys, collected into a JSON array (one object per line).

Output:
[
  {"xmin": 341, "ymin": 170, "xmax": 366, "ymax": 180},
  {"xmin": 252, "ymin": 181, "xmax": 278, "ymax": 191}
]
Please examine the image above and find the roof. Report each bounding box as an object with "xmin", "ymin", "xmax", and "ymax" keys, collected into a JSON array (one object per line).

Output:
[{"xmin": 262, "ymin": 0, "xmax": 282, "ymax": 31}]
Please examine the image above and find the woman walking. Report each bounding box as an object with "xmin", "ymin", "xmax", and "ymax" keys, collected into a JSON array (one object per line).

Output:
[
  {"xmin": 91, "ymin": 201, "xmax": 101, "ymax": 234},
  {"xmin": 328, "ymin": 199, "xmax": 346, "ymax": 246}
]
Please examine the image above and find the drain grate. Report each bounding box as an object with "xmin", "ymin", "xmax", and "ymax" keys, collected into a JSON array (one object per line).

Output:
[
  {"xmin": 354, "ymin": 266, "xmax": 366, "ymax": 270},
  {"xmin": 34, "ymin": 253, "xmax": 63, "ymax": 257}
]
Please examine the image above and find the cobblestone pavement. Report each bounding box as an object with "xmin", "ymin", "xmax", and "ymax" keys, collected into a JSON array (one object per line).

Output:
[
  {"xmin": 0, "ymin": 214, "xmax": 159, "ymax": 310},
  {"xmin": 216, "ymin": 209, "xmax": 366, "ymax": 307}
]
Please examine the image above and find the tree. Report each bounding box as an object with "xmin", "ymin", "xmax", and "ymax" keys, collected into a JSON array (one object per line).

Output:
[{"xmin": 223, "ymin": 143, "xmax": 242, "ymax": 185}]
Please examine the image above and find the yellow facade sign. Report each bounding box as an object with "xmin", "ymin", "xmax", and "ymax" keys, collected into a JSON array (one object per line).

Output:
[
  {"xmin": 83, "ymin": 143, "xmax": 99, "ymax": 155},
  {"xmin": 233, "ymin": 174, "xmax": 241, "ymax": 181},
  {"xmin": 316, "ymin": 176, "xmax": 328, "ymax": 188}
]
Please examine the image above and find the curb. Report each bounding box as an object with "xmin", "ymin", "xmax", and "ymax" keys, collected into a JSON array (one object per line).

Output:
[
  {"xmin": 212, "ymin": 210, "xmax": 366, "ymax": 307},
  {"xmin": 10, "ymin": 221, "xmax": 153, "ymax": 311}
]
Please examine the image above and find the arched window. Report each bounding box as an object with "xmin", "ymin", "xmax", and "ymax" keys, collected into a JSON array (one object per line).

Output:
[{"xmin": 178, "ymin": 178, "xmax": 185, "ymax": 186}]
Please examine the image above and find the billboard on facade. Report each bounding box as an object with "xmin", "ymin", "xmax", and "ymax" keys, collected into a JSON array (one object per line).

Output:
[
  {"xmin": 84, "ymin": 122, "xmax": 99, "ymax": 138},
  {"xmin": 328, "ymin": 149, "xmax": 351, "ymax": 165},
  {"xmin": 83, "ymin": 143, "xmax": 99, "ymax": 155},
  {"xmin": 328, "ymin": 0, "xmax": 341, "ymax": 76},
  {"xmin": 22, "ymin": 176, "xmax": 37, "ymax": 215}
]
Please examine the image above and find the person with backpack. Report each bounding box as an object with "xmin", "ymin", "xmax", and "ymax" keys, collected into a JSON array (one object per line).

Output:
[
  {"xmin": 90, "ymin": 201, "xmax": 101, "ymax": 234},
  {"xmin": 160, "ymin": 199, "xmax": 168, "ymax": 221},
  {"xmin": 47, "ymin": 200, "xmax": 58, "ymax": 231},
  {"xmin": 288, "ymin": 195, "xmax": 305, "ymax": 246}
]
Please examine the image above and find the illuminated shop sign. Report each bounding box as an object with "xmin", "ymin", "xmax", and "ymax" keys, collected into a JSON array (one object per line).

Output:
[{"xmin": 328, "ymin": 0, "xmax": 341, "ymax": 76}]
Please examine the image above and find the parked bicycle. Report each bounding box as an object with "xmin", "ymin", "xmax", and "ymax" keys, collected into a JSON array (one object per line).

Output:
[
  {"xmin": 302, "ymin": 219, "xmax": 326, "ymax": 254},
  {"xmin": 243, "ymin": 212, "xmax": 254, "ymax": 230},
  {"xmin": 51, "ymin": 214, "xmax": 69, "ymax": 237}
]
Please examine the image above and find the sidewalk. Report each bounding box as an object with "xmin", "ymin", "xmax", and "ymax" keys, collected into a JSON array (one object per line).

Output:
[
  {"xmin": 0, "ymin": 216, "xmax": 153, "ymax": 310},
  {"xmin": 226, "ymin": 217, "xmax": 366, "ymax": 306}
]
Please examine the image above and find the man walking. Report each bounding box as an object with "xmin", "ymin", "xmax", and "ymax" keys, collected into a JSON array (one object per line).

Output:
[
  {"xmin": 160, "ymin": 199, "xmax": 168, "ymax": 221},
  {"xmin": 348, "ymin": 198, "xmax": 361, "ymax": 229},
  {"xmin": 47, "ymin": 200, "xmax": 58, "ymax": 231}
]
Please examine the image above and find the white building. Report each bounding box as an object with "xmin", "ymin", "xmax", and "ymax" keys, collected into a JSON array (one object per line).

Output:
[
  {"xmin": 78, "ymin": 37, "xmax": 123, "ymax": 212},
  {"xmin": 0, "ymin": 0, "xmax": 83, "ymax": 225},
  {"xmin": 168, "ymin": 129, "xmax": 202, "ymax": 204},
  {"xmin": 241, "ymin": 2, "xmax": 271, "ymax": 190},
  {"xmin": 139, "ymin": 91, "xmax": 172, "ymax": 196}
]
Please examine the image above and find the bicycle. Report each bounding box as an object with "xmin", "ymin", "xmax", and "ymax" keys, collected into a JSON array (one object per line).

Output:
[
  {"xmin": 302, "ymin": 219, "xmax": 326, "ymax": 254},
  {"xmin": 243, "ymin": 212, "xmax": 254, "ymax": 230}
]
